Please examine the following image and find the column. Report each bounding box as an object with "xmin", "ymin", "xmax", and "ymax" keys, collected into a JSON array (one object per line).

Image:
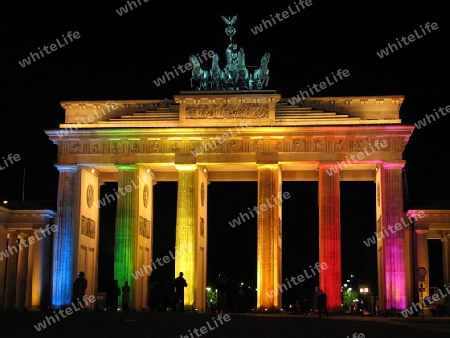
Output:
[
  {"xmin": 174, "ymin": 164, "xmax": 198, "ymax": 311},
  {"xmin": 416, "ymin": 230, "xmax": 429, "ymax": 300},
  {"xmin": 28, "ymin": 227, "xmax": 52, "ymax": 310},
  {"xmin": 442, "ymin": 235, "xmax": 450, "ymax": 315},
  {"xmin": 380, "ymin": 162, "xmax": 407, "ymax": 311},
  {"xmin": 4, "ymin": 231, "xmax": 19, "ymax": 309},
  {"xmin": 52, "ymin": 165, "xmax": 80, "ymax": 308},
  {"xmin": 0, "ymin": 228, "xmax": 7, "ymax": 309},
  {"xmin": 318, "ymin": 164, "xmax": 341, "ymax": 312},
  {"xmin": 15, "ymin": 233, "xmax": 30, "ymax": 310},
  {"xmin": 114, "ymin": 165, "xmax": 138, "ymax": 307},
  {"xmin": 256, "ymin": 164, "xmax": 282, "ymax": 310}
]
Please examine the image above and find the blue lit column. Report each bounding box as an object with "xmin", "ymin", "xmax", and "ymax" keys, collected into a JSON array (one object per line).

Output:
[{"xmin": 52, "ymin": 165, "xmax": 80, "ymax": 308}]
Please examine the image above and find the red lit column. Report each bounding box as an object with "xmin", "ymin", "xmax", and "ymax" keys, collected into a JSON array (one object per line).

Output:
[{"xmin": 318, "ymin": 164, "xmax": 341, "ymax": 312}]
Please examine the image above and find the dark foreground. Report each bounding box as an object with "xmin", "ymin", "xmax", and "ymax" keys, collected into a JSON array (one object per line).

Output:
[{"xmin": 1, "ymin": 310, "xmax": 450, "ymax": 338}]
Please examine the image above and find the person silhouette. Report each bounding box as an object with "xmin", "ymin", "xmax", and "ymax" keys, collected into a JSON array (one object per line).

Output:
[
  {"xmin": 318, "ymin": 288, "xmax": 329, "ymax": 318},
  {"xmin": 106, "ymin": 279, "xmax": 121, "ymax": 312},
  {"xmin": 122, "ymin": 281, "xmax": 131, "ymax": 311},
  {"xmin": 215, "ymin": 272, "xmax": 228, "ymax": 313},
  {"xmin": 173, "ymin": 272, "xmax": 188, "ymax": 312},
  {"xmin": 72, "ymin": 271, "xmax": 87, "ymax": 304}
]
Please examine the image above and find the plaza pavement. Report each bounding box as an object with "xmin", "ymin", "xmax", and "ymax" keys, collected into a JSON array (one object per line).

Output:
[{"xmin": 1, "ymin": 310, "xmax": 449, "ymax": 338}]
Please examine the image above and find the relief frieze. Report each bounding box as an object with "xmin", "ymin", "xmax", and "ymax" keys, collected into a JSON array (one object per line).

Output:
[{"xmin": 185, "ymin": 103, "xmax": 269, "ymax": 119}]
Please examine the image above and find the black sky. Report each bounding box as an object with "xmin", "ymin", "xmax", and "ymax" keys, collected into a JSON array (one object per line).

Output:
[{"xmin": 3, "ymin": 1, "xmax": 450, "ymax": 306}]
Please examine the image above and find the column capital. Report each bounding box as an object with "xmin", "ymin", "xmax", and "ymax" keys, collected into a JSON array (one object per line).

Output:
[
  {"xmin": 381, "ymin": 161, "xmax": 406, "ymax": 170},
  {"xmin": 55, "ymin": 165, "xmax": 78, "ymax": 172},
  {"xmin": 175, "ymin": 164, "xmax": 197, "ymax": 171},
  {"xmin": 116, "ymin": 165, "xmax": 137, "ymax": 171},
  {"xmin": 256, "ymin": 164, "xmax": 279, "ymax": 170},
  {"xmin": 8, "ymin": 230, "xmax": 19, "ymax": 238},
  {"xmin": 17, "ymin": 233, "xmax": 30, "ymax": 240}
]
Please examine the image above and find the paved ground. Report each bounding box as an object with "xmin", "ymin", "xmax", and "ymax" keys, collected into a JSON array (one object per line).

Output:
[{"xmin": 1, "ymin": 310, "xmax": 450, "ymax": 338}]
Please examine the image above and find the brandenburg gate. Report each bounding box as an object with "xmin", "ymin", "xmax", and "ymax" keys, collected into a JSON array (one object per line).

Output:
[
  {"xmin": 41, "ymin": 15, "xmax": 442, "ymax": 314},
  {"xmin": 45, "ymin": 90, "xmax": 416, "ymax": 313}
]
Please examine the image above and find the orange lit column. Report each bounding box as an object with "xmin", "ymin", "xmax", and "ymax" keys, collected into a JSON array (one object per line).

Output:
[
  {"xmin": 0, "ymin": 228, "xmax": 7, "ymax": 309},
  {"xmin": 318, "ymin": 164, "xmax": 341, "ymax": 312},
  {"xmin": 175, "ymin": 164, "xmax": 198, "ymax": 311},
  {"xmin": 380, "ymin": 162, "xmax": 407, "ymax": 311},
  {"xmin": 4, "ymin": 231, "xmax": 19, "ymax": 310},
  {"xmin": 27, "ymin": 227, "xmax": 52, "ymax": 310},
  {"xmin": 15, "ymin": 233, "xmax": 29, "ymax": 310},
  {"xmin": 256, "ymin": 164, "xmax": 282, "ymax": 310}
]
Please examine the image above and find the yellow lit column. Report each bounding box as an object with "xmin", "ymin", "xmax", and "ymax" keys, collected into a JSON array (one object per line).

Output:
[
  {"xmin": 318, "ymin": 164, "xmax": 341, "ymax": 312},
  {"xmin": 175, "ymin": 164, "xmax": 198, "ymax": 311},
  {"xmin": 4, "ymin": 231, "xmax": 19, "ymax": 310},
  {"xmin": 256, "ymin": 164, "xmax": 282, "ymax": 310},
  {"xmin": 0, "ymin": 227, "xmax": 7, "ymax": 309},
  {"xmin": 416, "ymin": 230, "xmax": 429, "ymax": 300},
  {"xmin": 15, "ymin": 233, "xmax": 29, "ymax": 310}
]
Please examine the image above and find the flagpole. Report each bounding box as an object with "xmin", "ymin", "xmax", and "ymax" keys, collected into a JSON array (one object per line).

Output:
[{"xmin": 22, "ymin": 168, "xmax": 26, "ymax": 201}]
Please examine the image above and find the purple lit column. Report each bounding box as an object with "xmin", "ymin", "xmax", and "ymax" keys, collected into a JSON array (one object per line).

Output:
[{"xmin": 380, "ymin": 162, "xmax": 407, "ymax": 311}]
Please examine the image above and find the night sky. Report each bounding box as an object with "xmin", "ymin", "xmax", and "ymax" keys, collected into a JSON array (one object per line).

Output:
[{"xmin": 4, "ymin": 1, "xmax": 449, "ymax": 307}]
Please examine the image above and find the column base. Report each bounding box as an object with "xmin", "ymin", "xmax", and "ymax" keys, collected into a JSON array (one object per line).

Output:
[{"xmin": 253, "ymin": 307, "xmax": 283, "ymax": 314}]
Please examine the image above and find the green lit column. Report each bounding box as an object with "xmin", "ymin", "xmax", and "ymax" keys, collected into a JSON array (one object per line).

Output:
[
  {"xmin": 114, "ymin": 165, "xmax": 138, "ymax": 308},
  {"xmin": 175, "ymin": 164, "xmax": 198, "ymax": 311}
]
